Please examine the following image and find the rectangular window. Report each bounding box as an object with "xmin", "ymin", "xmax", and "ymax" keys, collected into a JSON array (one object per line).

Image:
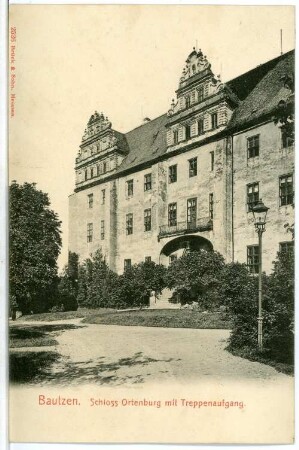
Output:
[
  {"xmin": 124, "ymin": 259, "xmax": 132, "ymax": 271},
  {"xmin": 185, "ymin": 124, "xmax": 191, "ymax": 140},
  {"xmin": 209, "ymin": 193, "xmax": 214, "ymax": 220},
  {"xmin": 281, "ymin": 129, "xmax": 294, "ymax": 148},
  {"xmin": 100, "ymin": 220, "xmax": 105, "ymax": 240},
  {"xmin": 88, "ymin": 193, "xmax": 93, "ymax": 208},
  {"xmin": 87, "ymin": 223, "xmax": 93, "ymax": 243},
  {"xmin": 247, "ymin": 245, "xmax": 259, "ymax": 274},
  {"xmin": 198, "ymin": 119, "xmax": 204, "ymax": 135},
  {"xmin": 279, "ymin": 241, "xmax": 294, "ymax": 255},
  {"xmin": 189, "ymin": 157, "xmax": 197, "ymax": 177},
  {"xmin": 247, "ymin": 182, "xmax": 259, "ymax": 212},
  {"xmin": 101, "ymin": 189, "xmax": 105, "ymax": 205},
  {"xmin": 187, "ymin": 198, "xmax": 197, "ymax": 228},
  {"xmin": 145, "ymin": 256, "xmax": 152, "ymax": 263},
  {"xmin": 103, "ymin": 162, "xmax": 107, "ymax": 173},
  {"xmin": 127, "ymin": 179, "xmax": 134, "ymax": 197},
  {"xmin": 279, "ymin": 174, "xmax": 293, "ymax": 206},
  {"xmin": 169, "ymin": 165, "xmax": 177, "ymax": 183},
  {"xmin": 144, "ymin": 173, "xmax": 152, "ymax": 191},
  {"xmin": 197, "ymin": 86, "xmax": 204, "ymax": 102},
  {"xmin": 168, "ymin": 203, "xmax": 177, "ymax": 227},
  {"xmin": 247, "ymin": 135, "xmax": 260, "ymax": 158},
  {"xmin": 144, "ymin": 208, "xmax": 152, "ymax": 231},
  {"xmin": 90, "ymin": 167, "xmax": 94, "ymax": 178},
  {"xmin": 173, "ymin": 130, "xmax": 178, "ymax": 144},
  {"xmin": 97, "ymin": 165, "xmax": 100, "ymax": 176},
  {"xmin": 210, "ymin": 151, "xmax": 214, "ymax": 171},
  {"xmin": 185, "ymin": 96, "xmax": 191, "ymax": 108},
  {"xmin": 211, "ymin": 113, "xmax": 218, "ymax": 129},
  {"xmin": 126, "ymin": 213, "xmax": 133, "ymax": 235},
  {"xmin": 169, "ymin": 254, "xmax": 177, "ymax": 264}
]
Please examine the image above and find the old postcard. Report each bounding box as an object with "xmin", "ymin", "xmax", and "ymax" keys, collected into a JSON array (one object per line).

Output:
[{"xmin": 8, "ymin": 4, "xmax": 295, "ymax": 445}]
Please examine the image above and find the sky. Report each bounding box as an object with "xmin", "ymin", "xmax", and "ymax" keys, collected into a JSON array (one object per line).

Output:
[{"xmin": 9, "ymin": 4, "xmax": 295, "ymax": 270}]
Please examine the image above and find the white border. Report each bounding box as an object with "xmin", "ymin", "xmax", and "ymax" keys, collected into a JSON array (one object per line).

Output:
[{"xmin": 2, "ymin": 1, "xmax": 297, "ymax": 450}]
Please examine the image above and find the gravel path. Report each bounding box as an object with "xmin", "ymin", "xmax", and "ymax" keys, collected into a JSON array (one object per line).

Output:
[{"xmin": 36, "ymin": 322, "xmax": 291, "ymax": 386}]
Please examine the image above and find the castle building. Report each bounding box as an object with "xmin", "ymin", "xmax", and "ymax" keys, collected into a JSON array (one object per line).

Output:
[{"xmin": 69, "ymin": 48, "xmax": 294, "ymax": 275}]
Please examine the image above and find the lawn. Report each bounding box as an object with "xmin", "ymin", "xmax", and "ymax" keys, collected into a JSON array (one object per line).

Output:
[
  {"xmin": 17, "ymin": 308, "xmax": 114, "ymax": 322},
  {"xmin": 83, "ymin": 309, "xmax": 232, "ymax": 329},
  {"xmin": 9, "ymin": 324, "xmax": 84, "ymax": 348}
]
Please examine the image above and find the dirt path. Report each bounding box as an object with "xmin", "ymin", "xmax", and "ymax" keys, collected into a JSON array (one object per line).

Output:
[{"xmin": 31, "ymin": 322, "xmax": 291, "ymax": 386}]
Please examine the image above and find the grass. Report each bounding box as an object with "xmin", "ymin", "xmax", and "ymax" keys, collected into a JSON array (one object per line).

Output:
[
  {"xmin": 9, "ymin": 324, "xmax": 84, "ymax": 348},
  {"xmin": 17, "ymin": 308, "xmax": 114, "ymax": 322},
  {"xmin": 9, "ymin": 351, "xmax": 61, "ymax": 383},
  {"xmin": 227, "ymin": 345, "xmax": 294, "ymax": 376},
  {"xmin": 83, "ymin": 309, "xmax": 232, "ymax": 329}
]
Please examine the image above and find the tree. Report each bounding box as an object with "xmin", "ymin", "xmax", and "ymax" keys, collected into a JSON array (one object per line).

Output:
[
  {"xmin": 9, "ymin": 181, "xmax": 62, "ymax": 314},
  {"xmin": 166, "ymin": 250, "xmax": 225, "ymax": 308},
  {"xmin": 57, "ymin": 253, "xmax": 79, "ymax": 311},
  {"xmin": 77, "ymin": 251, "xmax": 120, "ymax": 308},
  {"xmin": 117, "ymin": 261, "xmax": 167, "ymax": 308}
]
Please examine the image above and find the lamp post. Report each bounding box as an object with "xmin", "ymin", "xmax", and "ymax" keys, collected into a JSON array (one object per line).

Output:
[{"xmin": 251, "ymin": 199, "xmax": 269, "ymax": 351}]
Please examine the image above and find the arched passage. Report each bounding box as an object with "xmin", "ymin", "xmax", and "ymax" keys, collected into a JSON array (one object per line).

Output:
[{"xmin": 159, "ymin": 235, "xmax": 213, "ymax": 266}]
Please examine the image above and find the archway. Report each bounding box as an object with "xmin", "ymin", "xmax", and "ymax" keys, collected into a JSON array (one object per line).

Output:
[{"xmin": 159, "ymin": 235, "xmax": 213, "ymax": 266}]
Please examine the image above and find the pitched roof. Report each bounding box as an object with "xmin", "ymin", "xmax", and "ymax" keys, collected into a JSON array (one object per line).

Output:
[
  {"xmin": 227, "ymin": 50, "xmax": 294, "ymax": 130},
  {"xmin": 115, "ymin": 50, "xmax": 294, "ymax": 174},
  {"xmin": 116, "ymin": 114, "xmax": 168, "ymax": 173}
]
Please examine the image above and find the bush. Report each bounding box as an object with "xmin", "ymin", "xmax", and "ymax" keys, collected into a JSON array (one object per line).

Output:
[
  {"xmin": 117, "ymin": 261, "xmax": 167, "ymax": 308},
  {"xmin": 166, "ymin": 250, "xmax": 225, "ymax": 309},
  {"xmin": 226, "ymin": 251, "xmax": 294, "ymax": 366}
]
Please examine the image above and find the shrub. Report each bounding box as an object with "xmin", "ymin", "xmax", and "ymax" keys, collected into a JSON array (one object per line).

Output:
[{"xmin": 166, "ymin": 250, "xmax": 225, "ymax": 309}]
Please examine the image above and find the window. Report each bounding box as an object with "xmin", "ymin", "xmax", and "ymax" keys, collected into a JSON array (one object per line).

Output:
[
  {"xmin": 189, "ymin": 157, "xmax": 197, "ymax": 177},
  {"xmin": 185, "ymin": 124, "xmax": 191, "ymax": 140},
  {"xmin": 127, "ymin": 179, "xmax": 134, "ymax": 197},
  {"xmin": 144, "ymin": 208, "xmax": 152, "ymax": 231},
  {"xmin": 126, "ymin": 213, "xmax": 133, "ymax": 235},
  {"xmin": 279, "ymin": 241, "xmax": 294, "ymax": 255},
  {"xmin": 88, "ymin": 193, "xmax": 93, "ymax": 208},
  {"xmin": 85, "ymin": 170, "xmax": 88, "ymax": 181},
  {"xmin": 247, "ymin": 135, "xmax": 259, "ymax": 158},
  {"xmin": 210, "ymin": 151, "xmax": 214, "ymax": 171},
  {"xmin": 187, "ymin": 198, "xmax": 197, "ymax": 228},
  {"xmin": 169, "ymin": 165, "xmax": 177, "ymax": 183},
  {"xmin": 169, "ymin": 254, "xmax": 177, "ymax": 264},
  {"xmin": 173, "ymin": 130, "xmax": 178, "ymax": 144},
  {"xmin": 209, "ymin": 193, "xmax": 214, "ymax": 220},
  {"xmin": 185, "ymin": 95, "xmax": 191, "ymax": 108},
  {"xmin": 247, "ymin": 245, "xmax": 259, "ymax": 274},
  {"xmin": 100, "ymin": 220, "xmax": 105, "ymax": 240},
  {"xmin": 87, "ymin": 223, "xmax": 93, "ymax": 243},
  {"xmin": 279, "ymin": 174, "xmax": 293, "ymax": 206},
  {"xmin": 281, "ymin": 129, "xmax": 294, "ymax": 148},
  {"xmin": 145, "ymin": 256, "xmax": 152, "ymax": 263},
  {"xmin": 247, "ymin": 183, "xmax": 259, "ymax": 212},
  {"xmin": 90, "ymin": 167, "xmax": 94, "ymax": 178},
  {"xmin": 101, "ymin": 189, "xmax": 105, "ymax": 205},
  {"xmin": 124, "ymin": 259, "xmax": 132, "ymax": 271},
  {"xmin": 144, "ymin": 173, "xmax": 152, "ymax": 191},
  {"xmin": 103, "ymin": 162, "xmax": 107, "ymax": 173},
  {"xmin": 97, "ymin": 165, "xmax": 100, "ymax": 176},
  {"xmin": 197, "ymin": 86, "xmax": 204, "ymax": 102},
  {"xmin": 211, "ymin": 113, "xmax": 218, "ymax": 129},
  {"xmin": 168, "ymin": 203, "xmax": 177, "ymax": 227},
  {"xmin": 198, "ymin": 119, "xmax": 204, "ymax": 135}
]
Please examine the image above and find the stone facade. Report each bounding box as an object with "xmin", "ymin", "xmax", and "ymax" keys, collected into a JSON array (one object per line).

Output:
[{"xmin": 69, "ymin": 48, "xmax": 294, "ymax": 274}]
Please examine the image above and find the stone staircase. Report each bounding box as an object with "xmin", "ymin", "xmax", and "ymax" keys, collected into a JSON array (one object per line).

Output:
[{"xmin": 149, "ymin": 288, "xmax": 181, "ymax": 309}]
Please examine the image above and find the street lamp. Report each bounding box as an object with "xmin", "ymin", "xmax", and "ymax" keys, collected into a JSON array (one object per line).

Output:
[{"xmin": 251, "ymin": 199, "xmax": 269, "ymax": 351}]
